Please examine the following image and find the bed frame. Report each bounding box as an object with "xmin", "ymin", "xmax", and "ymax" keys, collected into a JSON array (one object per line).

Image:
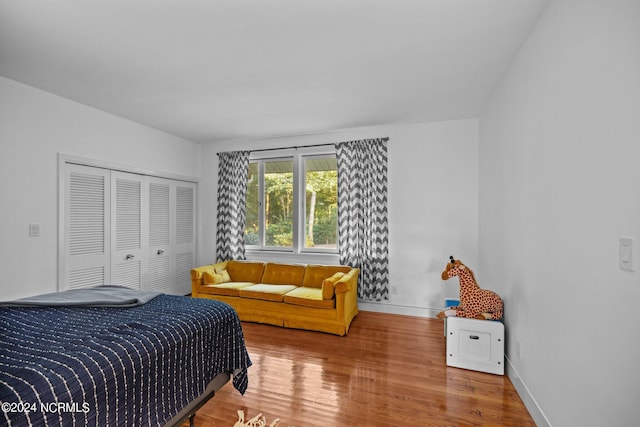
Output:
[{"xmin": 165, "ymin": 372, "xmax": 231, "ymax": 427}]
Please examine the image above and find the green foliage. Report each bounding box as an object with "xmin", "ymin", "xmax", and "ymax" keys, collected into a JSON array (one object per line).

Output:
[
  {"xmin": 312, "ymin": 214, "xmax": 337, "ymax": 245},
  {"xmin": 305, "ymin": 170, "xmax": 337, "ymax": 247},
  {"xmin": 244, "ymin": 226, "xmax": 259, "ymax": 246},
  {"xmin": 266, "ymin": 221, "xmax": 293, "ymax": 247}
]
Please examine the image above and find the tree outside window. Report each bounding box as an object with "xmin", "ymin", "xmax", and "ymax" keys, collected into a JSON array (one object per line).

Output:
[{"xmin": 304, "ymin": 157, "xmax": 337, "ymax": 250}]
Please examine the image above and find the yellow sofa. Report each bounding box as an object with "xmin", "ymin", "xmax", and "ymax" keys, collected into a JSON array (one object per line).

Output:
[{"xmin": 191, "ymin": 260, "xmax": 359, "ymax": 336}]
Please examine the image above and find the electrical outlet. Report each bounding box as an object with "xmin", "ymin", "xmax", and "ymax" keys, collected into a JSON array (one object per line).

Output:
[
  {"xmin": 516, "ymin": 341, "xmax": 522, "ymax": 359},
  {"xmin": 29, "ymin": 223, "xmax": 41, "ymax": 237},
  {"xmin": 391, "ymin": 286, "xmax": 398, "ymax": 295}
]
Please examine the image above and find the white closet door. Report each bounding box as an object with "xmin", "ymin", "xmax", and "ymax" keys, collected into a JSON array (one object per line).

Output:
[
  {"xmin": 61, "ymin": 164, "xmax": 111, "ymax": 290},
  {"xmin": 60, "ymin": 160, "xmax": 196, "ymax": 294},
  {"xmin": 111, "ymin": 171, "xmax": 147, "ymax": 290},
  {"xmin": 147, "ymin": 177, "xmax": 172, "ymax": 293},
  {"xmin": 174, "ymin": 182, "xmax": 196, "ymax": 295}
]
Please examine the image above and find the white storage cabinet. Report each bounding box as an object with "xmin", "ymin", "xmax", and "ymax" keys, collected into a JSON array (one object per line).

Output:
[{"xmin": 446, "ymin": 316, "xmax": 504, "ymax": 375}]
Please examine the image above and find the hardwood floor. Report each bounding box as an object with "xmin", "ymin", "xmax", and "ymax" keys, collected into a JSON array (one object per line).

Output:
[{"xmin": 190, "ymin": 311, "xmax": 535, "ymax": 426}]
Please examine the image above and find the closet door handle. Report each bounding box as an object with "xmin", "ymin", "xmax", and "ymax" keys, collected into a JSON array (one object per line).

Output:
[
  {"xmin": 157, "ymin": 250, "xmax": 164, "ymax": 255},
  {"xmin": 126, "ymin": 254, "xmax": 135, "ymax": 260}
]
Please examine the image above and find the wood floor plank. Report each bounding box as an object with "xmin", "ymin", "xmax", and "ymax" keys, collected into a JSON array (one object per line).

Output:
[{"xmin": 188, "ymin": 311, "xmax": 535, "ymax": 426}]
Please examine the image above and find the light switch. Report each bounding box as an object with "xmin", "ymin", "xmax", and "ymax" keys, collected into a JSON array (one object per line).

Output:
[
  {"xmin": 29, "ymin": 223, "xmax": 40, "ymax": 237},
  {"xmin": 619, "ymin": 237, "xmax": 634, "ymax": 271}
]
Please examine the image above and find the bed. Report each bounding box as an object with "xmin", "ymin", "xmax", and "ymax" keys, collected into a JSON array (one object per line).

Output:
[{"xmin": 0, "ymin": 286, "xmax": 252, "ymax": 427}]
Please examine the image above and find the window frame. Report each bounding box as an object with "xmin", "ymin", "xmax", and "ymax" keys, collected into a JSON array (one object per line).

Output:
[{"xmin": 245, "ymin": 146, "xmax": 338, "ymax": 255}]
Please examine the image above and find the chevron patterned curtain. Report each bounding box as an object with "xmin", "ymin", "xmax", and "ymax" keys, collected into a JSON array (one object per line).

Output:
[
  {"xmin": 336, "ymin": 138, "xmax": 389, "ymax": 301},
  {"xmin": 215, "ymin": 150, "xmax": 250, "ymax": 262}
]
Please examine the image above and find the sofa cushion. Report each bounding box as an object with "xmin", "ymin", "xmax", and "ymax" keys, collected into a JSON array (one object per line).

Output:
[
  {"xmin": 302, "ymin": 265, "xmax": 352, "ymax": 288},
  {"xmin": 261, "ymin": 263, "xmax": 306, "ymax": 286},
  {"xmin": 198, "ymin": 281, "xmax": 256, "ymax": 297},
  {"xmin": 226, "ymin": 260, "xmax": 265, "ymax": 283},
  {"xmin": 239, "ymin": 284, "xmax": 298, "ymax": 302},
  {"xmin": 322, "ymin": 272, "xmax": 345, "ymax": 300},
  {"xmin": 203, "ymin": 269, "xmax": 231, "ymax": 285},
  {"xmin": 284, "ymin": 287, "xmax": 336, "ymax": 309}
]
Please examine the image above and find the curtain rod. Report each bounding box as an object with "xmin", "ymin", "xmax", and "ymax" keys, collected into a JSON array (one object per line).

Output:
[{"xmin": 216, "ymin": 137, "xmax": 389, "ymax": 156}]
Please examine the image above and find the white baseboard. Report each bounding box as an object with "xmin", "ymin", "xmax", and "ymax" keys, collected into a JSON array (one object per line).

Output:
[
  {"xmin": 358, "ymin": 301, "xmax": 441, "ymax": 318},
  {"xmin": 506, "ymin": 356, "xmax": 552, "ymax": 427}
]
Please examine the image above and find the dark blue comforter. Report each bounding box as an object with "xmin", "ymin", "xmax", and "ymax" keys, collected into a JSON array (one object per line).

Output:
[{"xmin": 0, "ymin": 294, "xmax": 252, "ymax": 426}]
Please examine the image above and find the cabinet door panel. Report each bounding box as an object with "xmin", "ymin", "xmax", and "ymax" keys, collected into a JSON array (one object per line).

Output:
[
  {"xmin": 147, "ymin": 177, "xmax": 172, "ymax": 293},
  {"xmin": 111, "ymin": 172, "xmax": 146, "ymax": 290},
  {"xmin": 175, "ymin": 183, "xmax": 196, "ymax": 295},
  {"xmin": 62, "ymin": 164, "xmax": 110, "ymax": 290}
]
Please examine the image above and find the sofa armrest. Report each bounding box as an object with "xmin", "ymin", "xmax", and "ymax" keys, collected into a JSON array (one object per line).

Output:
[
  {"xmin": 334, "ymin": 268, "xmax": 359, "ymax": 334},
  {"xmin": 335, "ymin": 268, "xmax": 358, "ymax": 294},
  {"xmin": 191, "ymin": 264, "xmax": 217, "ymax": 297}
]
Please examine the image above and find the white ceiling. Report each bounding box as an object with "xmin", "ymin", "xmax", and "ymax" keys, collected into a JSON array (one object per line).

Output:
[{"xmin": 0, "ymin": 0, "xmax": 548, "ymax": 144}]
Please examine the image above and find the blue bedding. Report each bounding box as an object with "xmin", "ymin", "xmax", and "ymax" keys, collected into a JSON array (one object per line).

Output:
[{"xmin": 0, "ymin": 294, "xmax": 252, "ymax": 426}]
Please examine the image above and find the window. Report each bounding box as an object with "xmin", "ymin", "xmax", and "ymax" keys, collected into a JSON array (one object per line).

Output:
[{"xmin": 244, "ymin": 149, "xmax": 338, "ymax": 253}]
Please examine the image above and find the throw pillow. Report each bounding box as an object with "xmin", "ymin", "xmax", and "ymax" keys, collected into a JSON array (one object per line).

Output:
[{"xmin": 204, "ymin": 269, "xmax": 231, "ymax": 285}]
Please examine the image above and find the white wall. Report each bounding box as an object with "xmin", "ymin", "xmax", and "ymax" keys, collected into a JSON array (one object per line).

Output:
[
  {"xmin": 0, "ymin": 76, "xmax": 201, "ymax": 300},
  {"xmin": 198, "ymin": 119, "xmax": 479, "ymax": 316},
  {"xmin": 479, "ymin": 0, "xmax": 640, "ymax": 426}
]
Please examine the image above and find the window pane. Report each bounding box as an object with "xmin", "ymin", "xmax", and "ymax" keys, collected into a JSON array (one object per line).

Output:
[
  {"xmin": 244, "ymin": 162, "xmax": 259, "ymax": 246},
  {"xmin": 264, "ymin": 160, "xmax": 293, "ymax": 248},
  {"xmin": 304, "ymin": 156, "xmax": 338, "ymax": 250}
]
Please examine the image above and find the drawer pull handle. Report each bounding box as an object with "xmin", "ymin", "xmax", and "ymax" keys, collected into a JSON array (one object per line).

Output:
[{"xmin": 469, "ymin": 335, "xmax": 479, "ymax": 340}]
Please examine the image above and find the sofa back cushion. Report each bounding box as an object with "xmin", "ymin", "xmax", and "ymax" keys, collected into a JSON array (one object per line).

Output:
[
  {"xmin": 303, "ymin": 265, "xmax": 352, "ymax": 289},
  {"xmin": 226, "ymin": 260, "xmax": 265, "ymax": 283},
  {"xmin": 261, "ymin": 263, "xmax": 306, "ymax": 286}
]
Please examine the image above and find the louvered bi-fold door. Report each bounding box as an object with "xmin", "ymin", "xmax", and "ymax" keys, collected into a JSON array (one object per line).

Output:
[
  {"xmin": 111, "ymin": 171, "xmax": 146, "ymax": 290},
  {"xmin": 62, "ymin": 164, "xmax": 111, "ymax": 290},
  {"xmin": 146, "ymin": 178, "xmax": 196, "ymax": 295},
  {"xmin": 147, "ymin": 178, "xmax": 171, "ymax": 293},
  {"xmin": 61, "ymin": 163, "xmax": 196, "ymax": 294},
  {"xmin": 174, "ymin": 182, "xmax": 196, "ymax": 295}
]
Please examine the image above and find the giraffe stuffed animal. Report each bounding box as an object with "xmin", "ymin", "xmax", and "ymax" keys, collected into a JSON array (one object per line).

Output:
[{"xmin": 437, "ymin": 256, "xmax": 503, "ymax": 320}]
